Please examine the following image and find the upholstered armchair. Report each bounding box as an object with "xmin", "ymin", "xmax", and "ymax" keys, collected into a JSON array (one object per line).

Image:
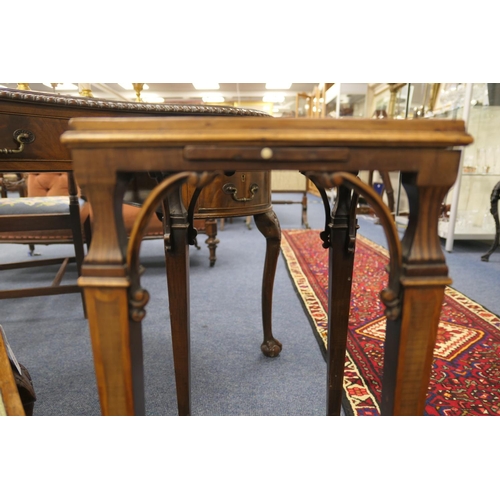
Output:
[{"xmin": 0, "ymin": 172, "xmax": 88, "ymax": 305}]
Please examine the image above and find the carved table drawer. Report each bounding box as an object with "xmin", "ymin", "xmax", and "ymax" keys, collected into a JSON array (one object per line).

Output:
[
  {"xmin": 0, "ymin": 113, "xmax": 70, "ymax": 162},
  {"xmin": 183, "ymin": 171, "xmax": 271, "ymax": 218}
]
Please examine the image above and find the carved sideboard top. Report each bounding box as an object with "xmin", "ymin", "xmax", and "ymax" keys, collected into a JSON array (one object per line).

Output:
[{"xmin": 0, "ymin": 88, "xmax": 270, "ymax": 117}]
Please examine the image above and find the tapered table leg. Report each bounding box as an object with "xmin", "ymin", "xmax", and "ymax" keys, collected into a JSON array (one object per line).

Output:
[
  {"xmin": 326, "ymin": 184, "xmax": 357, "ymax": 416},
  {"xmin": 254, "ymin": 209, "xmax": 282, "ymax": 357},
  {"xmin": 76, "ymin": 166, "xmax": 145, "ymax": 416},
  {"xmin": 163, "ymin": 189, "xmax": 192, "ymax": 416},
  {"xmin": 381, "ymin": 173, "xmax": 453, "ymax": 415}
]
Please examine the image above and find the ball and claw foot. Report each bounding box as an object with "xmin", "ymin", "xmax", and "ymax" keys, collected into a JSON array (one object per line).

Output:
[{"xmin": 261, "ymin": 338, "xmax": 283, "ymax": 357}]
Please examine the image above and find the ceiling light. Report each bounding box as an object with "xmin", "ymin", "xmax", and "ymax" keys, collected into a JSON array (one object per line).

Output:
[
  {"xmin": 193, "ymin": 83, "xmax": 220, "ymax": 90},
  {"xmin": 202, "ymin": 94, "xmax": 224, "ymax": 103},
  {"xmin": 118, "ymin": 83, "xmax": 149, "ymax": 90},
  {"xmin": 263, "ymin": 93, "xmax": 285, "ymax": 103},
  {"xmin": 42, "ymin": 83, "xmax": 78, "ymax": 90},
  {"xmin": 265, "ymin": 83, "xmax": 292, "ymax": 89},
  {"xmin": 142, "ymin": 93, "xmax": 164, "ymax": 103}
]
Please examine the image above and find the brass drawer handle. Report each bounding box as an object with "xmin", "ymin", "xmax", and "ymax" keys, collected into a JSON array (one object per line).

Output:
[
  {"xmin": 0, "ymin": 129, "xmax": 35, "ymax": 154},
  {"xmin": 222, "ymin": 182, "xmax": 259, "ymax": 202}
]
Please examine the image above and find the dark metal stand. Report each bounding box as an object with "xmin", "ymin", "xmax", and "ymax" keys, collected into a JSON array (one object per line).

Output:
[{"xmin": 481, "ymin": 181, "xmax": 500, "ymax": 262}]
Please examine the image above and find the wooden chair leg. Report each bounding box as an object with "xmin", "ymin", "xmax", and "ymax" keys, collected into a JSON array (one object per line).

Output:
[
  {"xmin": 69, "ymin": 206, "xmax": 86, "ymax": 316},
  {"xmin": 203, "ymin": 218, "xmax": 219, "ymax": 267}
]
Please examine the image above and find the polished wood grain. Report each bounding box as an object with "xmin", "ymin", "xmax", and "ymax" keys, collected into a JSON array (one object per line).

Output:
[
  {"xmin": 0, "ymin": 329, "xmax": 25, "ymax": 416},
  {"xmin": 183, "ymin": 170, "xmax": 271, "ymax": 218},
  {"xmin": 62, "ymin": 116, "xmax": 472, "ymax": 416}
]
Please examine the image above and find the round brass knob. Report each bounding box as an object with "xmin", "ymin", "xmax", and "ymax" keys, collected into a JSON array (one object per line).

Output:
[{"xmin": 260, "ymin": 147, "xmax": 273, "ymax": 160}]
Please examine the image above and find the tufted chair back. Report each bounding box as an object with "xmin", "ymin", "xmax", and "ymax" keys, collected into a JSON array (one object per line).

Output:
[
  {"xmin": 0, "ymin": 172, "xmax": 165, "ymax": 243},
  {"xmin": 0, "ymin": 170, "xmax": 88, "ymax": 308},
  {"xmin": 28, "ymin": 173, "xmax": 69, "ymax": 197},
  {"xmin": 0, "ymin": 173, "xmax": 88, "ymax": 245}
]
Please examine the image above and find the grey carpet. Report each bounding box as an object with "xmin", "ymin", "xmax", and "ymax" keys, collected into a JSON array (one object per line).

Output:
[{"xmin": 0, "ymin": 192, "xmax": 498, "ymax": 415}]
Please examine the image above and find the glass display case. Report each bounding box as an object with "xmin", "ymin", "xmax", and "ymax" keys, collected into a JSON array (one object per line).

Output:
[
  {"xmin": 292, "ymin": 82, "xmax": 499, "ymax": 249},
  {"xmin": 367, "ymin": 83, "xmax": 410, "ymax": 119},
  {"xmin": 376, "ymin": 82, "xmax": 500, "ymax": 247},
  {"xmin": 431, "ymin": 84, "xmax": 500, "ymax": 245},
  {"xmin": 324, "ymin": 83, "xmax": 368, "ymax": 118}
]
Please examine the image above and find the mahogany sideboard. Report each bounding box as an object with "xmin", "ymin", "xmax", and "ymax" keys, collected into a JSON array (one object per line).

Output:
[
  {"xmin": 0, "ymin": 90, "xmax": 287, "ymax": 412},
  {"xmin": 61, "ymin": 116, "xmax": 473, "ymax": 416},
  {"xmin": 0, "ymin": 88, "xmax": 274, "ymax": 269}
]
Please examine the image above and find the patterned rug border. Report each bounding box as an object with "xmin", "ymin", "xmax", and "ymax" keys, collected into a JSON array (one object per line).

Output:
[
  {"xmin": 280, "ymin": 229, "xmax": 500, "ymax": 416},
  {"xmin": 280, "ymin": 230, "xmax": 381, "ymax": 415},
  {"xmin": 283, "ymin": 229, "xmax": 500, "ymax": 334}
]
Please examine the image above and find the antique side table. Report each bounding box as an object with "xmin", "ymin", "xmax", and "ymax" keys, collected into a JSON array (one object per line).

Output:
[{"xmin": 61, "ymin": 116, "xmax": 473, "ymax": 416}]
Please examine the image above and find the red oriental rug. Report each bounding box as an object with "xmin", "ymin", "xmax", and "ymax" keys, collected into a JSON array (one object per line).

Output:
[{"xmin": 281, "ymin": 229, "xmax": 500, "ymax": 416}]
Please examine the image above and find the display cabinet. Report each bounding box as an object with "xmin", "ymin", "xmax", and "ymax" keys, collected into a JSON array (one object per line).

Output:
[
  {"xmin": 368, "ymin": 82, "xmax": 500, "ymax": 247},
  {"xmin": 431, "ymin": 83, "xmax": 500, "ymax": 245}
]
